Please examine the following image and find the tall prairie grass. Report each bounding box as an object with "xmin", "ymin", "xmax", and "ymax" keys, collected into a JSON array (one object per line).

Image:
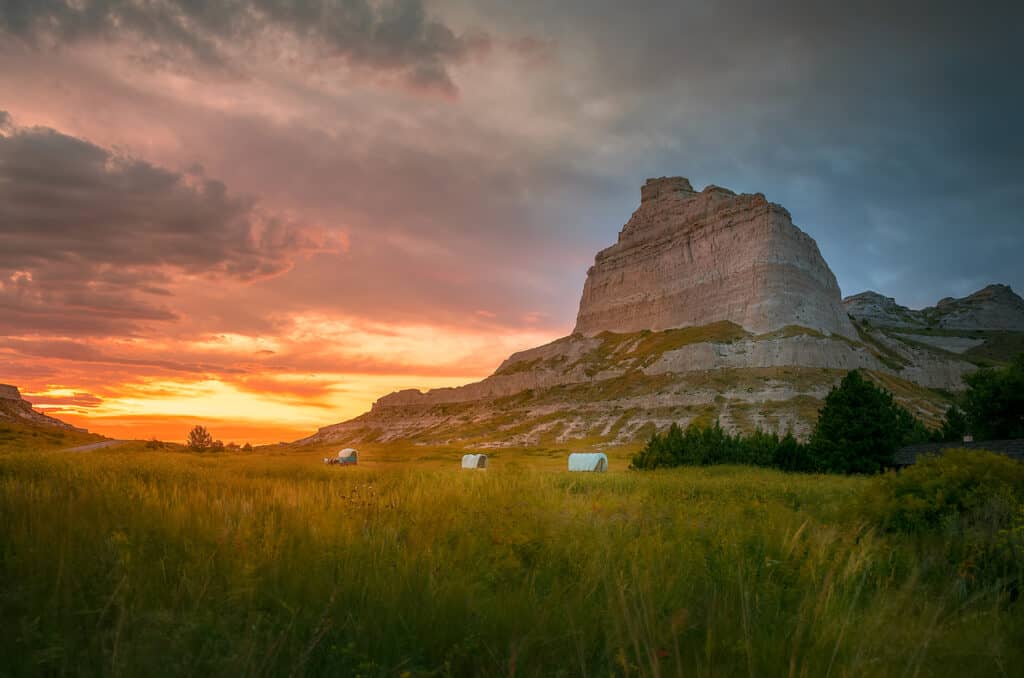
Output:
[{"xmin": 0, "ymin": 449, "xmax": 1021, "ymax": 676}]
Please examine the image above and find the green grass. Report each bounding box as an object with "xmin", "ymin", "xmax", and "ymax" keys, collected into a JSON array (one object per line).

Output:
[
  {"xmin": 1, "ymin": 446, "xmax": 1021, "ymax": 676},
  {"xmin": 571, "ymin": 321, "xmax": 751, "ymax": 376},
  {"xmin": 885, "ymin": 328, "xmax": 1024, "ymax": 367}
]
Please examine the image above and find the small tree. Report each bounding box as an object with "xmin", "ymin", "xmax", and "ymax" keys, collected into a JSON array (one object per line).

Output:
[
  {"xmin": 938, "ymin": 404, "xmax": 968, "ymax": 442},
  {"xmin": 809, "ymin": 370, "xmax": 925, "ymax": 474},
  {"xmin": 961, "ymin": 354, "xmax": 1024, "ymax": 440},
  {"xmin": 187, "ymin": 425, "xmax": 213, "ymax": 451}
]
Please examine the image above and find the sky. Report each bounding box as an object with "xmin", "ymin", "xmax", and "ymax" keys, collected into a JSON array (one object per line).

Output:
[{"xmin": 1, "ymin": 0, "xmax": 1022, "ymax": 443}]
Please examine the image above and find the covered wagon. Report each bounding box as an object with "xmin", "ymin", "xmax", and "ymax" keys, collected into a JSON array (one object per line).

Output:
[
  {"xmin": 324, "ymin": 448, "xmax": 358, "ymax": 465},
  {"xmin": 568, "ymin": 452, "xmax": 607, "ymax": 472},
  {"xmin": 461, "ymin": 453, "xmax": 488, "ymax": 469}
]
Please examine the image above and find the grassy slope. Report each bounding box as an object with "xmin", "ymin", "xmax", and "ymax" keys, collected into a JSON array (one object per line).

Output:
[
  {"xmin": 0, "ymin": 421, "xmax": 105, "ymax": 454},
  {"xmin": 344, "ymin": 323, "xmax": 964, "ymax": 448},
  {"xmin": 1, "ymin": 446, "xmax": 1021, "ymax": 676},
  {"xmin": 881, "ymin": 326, "xmax": 1024, "ymax": 367}
]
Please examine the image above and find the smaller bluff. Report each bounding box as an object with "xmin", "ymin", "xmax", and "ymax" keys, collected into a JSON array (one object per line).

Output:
[
  {"xmin": 574, "ymin": 177, "xmax": 855, "ymax": 338},
  {"xmin": 0, "ymin": 384, "xmax": 84, "ymax": 430},
  {"xmin": 844, "ymin": 284, "xmax": 1024, "ymax": 331}
]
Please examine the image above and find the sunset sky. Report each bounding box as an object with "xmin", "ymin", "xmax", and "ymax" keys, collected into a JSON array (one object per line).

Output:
[{"xmin": 2, "ymin": 1, "xmax": 1022, "ymax": 443}]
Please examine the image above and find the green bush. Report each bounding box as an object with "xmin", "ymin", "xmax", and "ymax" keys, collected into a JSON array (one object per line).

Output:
[
  {"xmin": 864, "ymin": 448, "xmax": 1024, "ymax": 533},
  {"xmin": 630, "ymin": 422, "xmax": 809, "ymax": 470},
  {"xmin": 863, "ymin": 449, "xmax": 1024, "ymax": 591},
  {"xmin": 962, "ymin": 354, "xmax": 1024, "ymax": 439},
  {"xmin": 810, "ymin": 370, "xmax": 928, "ymax": 474}
]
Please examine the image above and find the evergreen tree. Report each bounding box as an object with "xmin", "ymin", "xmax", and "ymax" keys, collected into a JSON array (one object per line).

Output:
[
  {"xmin": 961, "ymin": 354, "xmax": 1024, "ymax": 440},
  {"xmin": 938, "ymin": 405, "xmax": 968, "ymax": 442},
  {"xmin": 809, "ymin": 370, "xmax": 921, "ymax": 474}
]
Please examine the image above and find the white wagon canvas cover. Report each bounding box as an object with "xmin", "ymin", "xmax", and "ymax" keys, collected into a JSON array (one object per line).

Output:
[
  {"xmin": 461, "ymin": 453, "xmax": 488, "ymax": 469},
  {"xmin": 568, "ymin": 452, "xmax": 608, "ymax": 472},
  {"xmin": 324, "ymin": 448, "xmax": 358, "ymax": 465}
]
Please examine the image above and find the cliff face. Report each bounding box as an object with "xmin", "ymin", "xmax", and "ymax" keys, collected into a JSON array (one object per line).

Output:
[
  {"xmin": 0, "ymin": 384, "xmax": 84, "ymax": 431},
  {"xmin": 574, "ymin": 178, "xmax": 855, "ymax": 338},
  {"xmin": 299, "ymin": 177, "xmax": 1022, "ymax": 449}
]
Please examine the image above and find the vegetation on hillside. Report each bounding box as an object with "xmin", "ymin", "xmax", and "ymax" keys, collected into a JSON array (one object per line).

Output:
[
  {"xmin": 0, "ymin": 421, "xmax": 103, "ymax": 454},
  {"xmin": 960, "ymin": 354, "xmax": 1024, "ymax": 439},
  {"xmin": 633, "ymin": 370, "xmax": 930, "ymax": 474}
]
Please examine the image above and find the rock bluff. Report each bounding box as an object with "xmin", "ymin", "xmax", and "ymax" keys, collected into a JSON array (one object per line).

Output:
[
  {"xmin": 844, "ymin": 284, "xmax": 1024, "ymax": 331},
  {"xmin": 299, "ymin": 176, "xmax": 1022, "ymax": 448},
  {"xmin": 0, "ymin": 384, "xmax": 84, "ymax": 430},
  {"xmin": 573, "ymin": 177, "xmax": 856, "ymax": 338}
]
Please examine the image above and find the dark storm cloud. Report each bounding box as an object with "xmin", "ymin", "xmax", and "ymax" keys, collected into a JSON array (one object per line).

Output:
[
  {"xmin": 455, "ymin": 0, "xmax": 1023, "ymax": 307},
  {"xmin": 0, "ymin": 117, "xmax": 333, "ymax": 335},
  {"xmin": 0, "ymin": 0, "xmax": 486, "ymax": 94}
]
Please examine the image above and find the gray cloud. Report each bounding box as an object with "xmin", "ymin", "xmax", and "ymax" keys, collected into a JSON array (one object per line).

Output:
[
  {"xmin": 0, "ymin": 117, "xmax": 333, "ymax": 335},
  {"xmin": 0, "ymin": 0, "xmax": 486, "ymax": 94},
  {"xmin": 458, "ymin": 0, "xmax": 1024, "ymax": 308}
]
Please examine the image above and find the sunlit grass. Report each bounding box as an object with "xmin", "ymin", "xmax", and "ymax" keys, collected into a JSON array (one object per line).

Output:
[{"xmin": 0, "ymin": 445, "xmax": 1021, "ymax": 676}]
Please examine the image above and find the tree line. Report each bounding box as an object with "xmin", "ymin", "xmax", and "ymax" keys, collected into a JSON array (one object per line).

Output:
[{"xmin": 631, "ymin": 354, "xmax": 1024, "ymax": 474}]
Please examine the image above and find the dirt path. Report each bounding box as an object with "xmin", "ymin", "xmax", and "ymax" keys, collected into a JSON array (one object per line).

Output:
[{"xmin": 60, "ymin": 440, "xmax": 128, "ymax": 453}]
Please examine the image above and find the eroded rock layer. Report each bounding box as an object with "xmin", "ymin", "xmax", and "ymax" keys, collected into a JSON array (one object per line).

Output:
[
  {"xmin": 573, "ymin": 178, "xmax": 855, "ymax": 338},
  {"xmin": 0, "ymin": 384, "xmax": 84, "ymax": 430},
  {"xmin": 299, "ymin": 176, "xmax": 1023, "ymax": 449}
]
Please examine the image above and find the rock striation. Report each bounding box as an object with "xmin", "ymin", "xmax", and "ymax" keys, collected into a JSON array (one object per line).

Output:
[
  {"xmin": 300, "ymin": 176, "xmax": 1023, "ymax": 449},
  {"xmin": 0, "ymin": 384, "xmax": 84, "ymax": 430},
  {"xmin": 574, "ymin": 177, "xmax": 856, "ymax": 338}
]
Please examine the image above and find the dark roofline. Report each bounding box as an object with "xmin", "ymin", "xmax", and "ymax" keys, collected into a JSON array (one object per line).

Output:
[{"xmin": 894, "ymin": 439, "xmax": 1024, "ymax": 466}]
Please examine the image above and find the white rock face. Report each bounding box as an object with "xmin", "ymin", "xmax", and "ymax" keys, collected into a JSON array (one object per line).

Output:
[
  {"xmin": 574, "ymin": 178, "xmax": 856, "ymax": 338},
  {"xmin": 299, "ymin": 176, "xmax": 1023, "ymax": 449}
]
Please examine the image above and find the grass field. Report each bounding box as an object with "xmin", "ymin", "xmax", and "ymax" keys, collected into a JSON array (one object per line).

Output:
[{"xmin": 1, "ymin": 440, "xmax": 1022, "ymax": 677}]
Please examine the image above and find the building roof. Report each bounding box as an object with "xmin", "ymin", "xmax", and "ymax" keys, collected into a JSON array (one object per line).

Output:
[{"xmin": 894, "ymin": 439, "xmax": 1024, "ymax": 466}]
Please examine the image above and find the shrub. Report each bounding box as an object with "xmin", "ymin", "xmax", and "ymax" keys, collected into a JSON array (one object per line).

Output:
[
  {"xmin": 630, "ymin": 422, "xmax": 811, "ymax": 471},
  {"xmin": 864, "ymin": 448, "xmax": 1024, "ymax": 533},
  {"xmin": 938, "ymin": 404, "xmax": 968, "ymax": 442},
  {"xmin": 961, "ymin": 354, "xmax": 1024, "ymax": 439},
  {"xmin": 863, "ymin": 449, "xmax": 1024, "ymax": 590}
]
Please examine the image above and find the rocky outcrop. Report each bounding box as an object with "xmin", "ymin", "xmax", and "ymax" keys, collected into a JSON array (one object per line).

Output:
[
  {"xmin": 844, "ymin": 284, "xmax": 1024, "ymax": 331},
  {"xmin": 933, "ymin": 285, "xmax": 1024, "ymax": 331},
  {"xmin": 300, "ymin": 176, "xmax": 1023, "ymax": 449},
  {"xmin": 574, "ymin": 177, "xmax": 855, "ymax": 338},
  {"xmin": 842, "ymin": 291, "xmax": 927, "ymax": 329},
  {"xmin": 0, "ymin": 384, "xmax": 84, "ymax": 430}
]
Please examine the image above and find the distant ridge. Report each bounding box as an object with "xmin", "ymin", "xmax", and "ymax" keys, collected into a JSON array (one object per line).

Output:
[{"xmin": 844, "ymin": 284, "xmax": 1024, "ymax": 331}]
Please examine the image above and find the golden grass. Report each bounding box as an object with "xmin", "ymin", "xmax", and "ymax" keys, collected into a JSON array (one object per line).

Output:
[{"xmin": 1, "ymin": 444, "xmax": 1021, "ymax": 676}]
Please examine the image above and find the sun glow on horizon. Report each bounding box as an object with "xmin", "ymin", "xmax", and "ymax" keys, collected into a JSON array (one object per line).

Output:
[{"xmin": 13, "ymin": 319, "xmax": 567, "ymax": 445}]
